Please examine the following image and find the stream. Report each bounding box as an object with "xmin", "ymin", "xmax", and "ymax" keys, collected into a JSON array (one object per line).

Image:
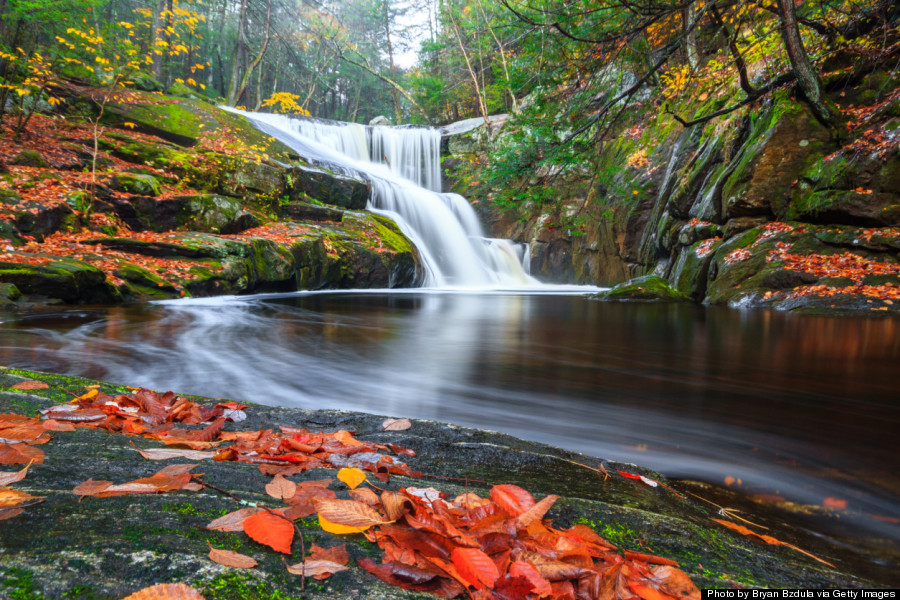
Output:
[{"xmin": 1, "ymin": 291, "xmax": 898, "ymax": 577}]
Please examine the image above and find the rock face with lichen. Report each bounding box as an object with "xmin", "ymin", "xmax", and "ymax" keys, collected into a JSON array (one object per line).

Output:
[
  {"xmin": 0, "ymin": 366, "xmax": 893, "ymax": 600},
  {"xmin": 0, "ymin": 89, "xmax": 423, "ymax": 307},
  {"xmin": 453, "ymin": 69, "xmax": 900, "ymax": 314}
]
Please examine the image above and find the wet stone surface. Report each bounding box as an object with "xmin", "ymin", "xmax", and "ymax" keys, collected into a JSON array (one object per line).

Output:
[{"xmin": 0, "ymin": 367, "xmax": 890, "ymax": 599}]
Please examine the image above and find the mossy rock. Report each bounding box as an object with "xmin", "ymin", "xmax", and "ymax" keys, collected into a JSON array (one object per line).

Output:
[
  {"xmin": 595, "ymin": 275, "xmax": 690, "ymax": 302},
  {"xmin": 0, "ymin": 255, "xmax": 120, "ymax": 304},
  {"xmin": 862, "ymin": 273, "xmax": 900, "ymax": 286},
  {"xmin": 0, "ymin": 366, "xmax": 885, "ymax": 598},
  {"xmin": 288, "ymin": 165, "xmax": 369, "ymax": 210},
  {"xmin": 113, "ymin": 261, "xmax": 180, "ymax": 300},
  {"xmin": 175, "ymin": 194, "xmax": 259, "ymax": 234},
  {"xmin": 103, "ymin": 90, "xmax": 295, "ymax": 161},
  {"xmin": 214, "ymin": 156, "xmax": 284, "ymax": 197},
  {"xmin": 13, "ymin": 201, "xmax": 76, "ymax": 237},
  {"xmin": 0, "ymin": 282, "xmax": 20, "ymax": 308},
  {"xmin": 0, "ymin": 187, "xmax": 23, "ymax": 204},
  {"xmin": 9, "ymin": 149, "xmax": 49, "ymax": 168},
  {"xmin": 107, "ymin": 173, "xmax": 161, "ymax": 197},
  {"xmin": 669, "ymin": 239, "xmax": 723, "ymax": 300}
]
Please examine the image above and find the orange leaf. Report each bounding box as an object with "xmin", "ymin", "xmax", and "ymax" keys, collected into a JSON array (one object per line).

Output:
[
  {"xmin": 244, "ymin": 510, "xmax": 294, "ymax": 554},
  {"xmin": 711, "ymin": 519, "xmax": 835, "ymax": 567},
  {"xmin": 0, "ymin": 459, "xmax": 33, "ymax": 486},
  {"xmin": 122, "ymin": 583, "xmax": 206, "ymax": 600},
  {"xmin": 490, "ymin": 484, "xmax": 535, "ymax": 516},
  {"xmin": 315, "ymin": 498, "xmax": 390, "ymax": 528},
  {"xmin": 205, "ymin": 507, "xmax": 262, "ymax": 532},
  {"xmin": 516, "ymin": 494, "xmax": 559, "ymax": 528},
  {"xmin": 208, "ymin": 545, "xmax": 258, "ymax": 569},
  {"xmin": 10, "ymin": 381, "xmax": 49, "ymax": 390},
  {"xmin": 73, "ymin": 478, "xmax": 113, "ymax": 498},
  {"xmin": 451, "ymin": 547, "xmax": 499, "ymax": 590},
  {"xmin": 0, "ymin": 486, "xmax": 39, "ymax": 508},
  {"xmin": 630, "ymin": 583, "xmax": 670, "ymax": 600}
]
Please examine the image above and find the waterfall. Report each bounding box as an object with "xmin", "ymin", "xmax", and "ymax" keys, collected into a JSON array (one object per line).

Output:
[{"xmin": 229, "ymin": 110, "xmax": 538, "ymax": 288}]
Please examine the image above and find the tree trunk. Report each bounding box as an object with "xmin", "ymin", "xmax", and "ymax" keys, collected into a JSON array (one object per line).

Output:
[
  {"xmin": 445, "ymin": 0, "xmax": 489, "ymax": 125},
  {"xmin": 682, "ymin": 3, "xmax": 700, "ymax": 70},
  {"xmin": 226, "ymin": 0, "xmax": 249, "ymax": 106},
  {"xmin": 150, "ymin": 0, "xmax": 167, "ymax": 80},
  {"xmin": 382, "ymin": 0, "xmax": 402, "ymax": 123},
  {"xmin": 775, "ymin": 0, "xmax": 832, "ymax": 123},
  {"xmin": 231, "ymin": 0, "xmax": 271, "ymax": 107}
]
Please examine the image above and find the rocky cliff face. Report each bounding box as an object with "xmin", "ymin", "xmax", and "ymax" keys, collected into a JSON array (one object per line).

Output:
[{"xmin": 445, "ymin": 74, "xmax": 899, "ymax": 313}]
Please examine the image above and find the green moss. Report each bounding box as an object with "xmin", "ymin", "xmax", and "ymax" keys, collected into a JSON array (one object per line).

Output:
[
  {"xmin": 200, "ymin": 572, "xmax": 301, "ymax": 600},
  {"xmin": 0, "ymin": 568, "xmax": 43, "ymax": 600}
]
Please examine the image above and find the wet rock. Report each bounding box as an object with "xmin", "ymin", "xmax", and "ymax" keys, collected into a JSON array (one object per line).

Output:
[
  {"xmin": 106, "ymin": 173, "xmax": 161, "ymax": 197},
  {"xmin": 0, "ymin": 366, "xmax": 885, "ymax": 598},
  {"xmin": 284, "ymin": 202, "xmax": 344, "ymax": 222},
  {"xmin": 818, "ymin": 276, "xmax": 855, "ymax": 287},
  {"xmin": 288, "ymin": 165, "xmax": 369, "ymax": 210},
  {"xmin": 13, "ymin": 201, "xmax": 77, "ymax": 239},
  {"xmin": 0, "ymin": 255, "xmax": 120, "ymax": 304},
  {"xmin": 595, "ymin": 275, "xmax": 690, "ymax": 302},
  {"xmin": 369, "ymin": 115, "xmax": 392, "ymax": 126}
]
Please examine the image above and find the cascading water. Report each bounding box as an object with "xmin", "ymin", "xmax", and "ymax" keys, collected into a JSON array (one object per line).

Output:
[{"xmin": 228, "ymin": 109, "xmax": 537, "ymax": 288}]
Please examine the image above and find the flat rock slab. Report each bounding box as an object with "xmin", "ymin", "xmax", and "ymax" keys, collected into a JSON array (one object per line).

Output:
[{"xmin": 0, "ymin": 367, "xmax": 887, "ymax": 599}]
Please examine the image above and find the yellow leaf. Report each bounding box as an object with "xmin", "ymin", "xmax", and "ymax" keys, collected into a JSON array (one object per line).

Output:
[
  {"xmin": 123, "ymin": 122, "xmax": 136, "ymax": 129},
  {"xmin": 75, "ymin": 389, "xmax": 99, "ymax": 402},
  {"xmin": 318, "ymin": 514, "xmax": 370, "ymax": 534},
  {"xmin": 337, "ymin": 468, "xmax": 366, "ymax": 490}
]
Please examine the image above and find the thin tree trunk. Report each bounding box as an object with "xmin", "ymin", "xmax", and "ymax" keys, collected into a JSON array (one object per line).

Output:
[
  {"xmin": 776, "ymin": 0, "xmax": 832, "ymax": 123},
  {"xmin": 231, "ymin": 0, "xmax": 271, "ymax": 106},
  {"xmin": 682, "ymin": 2, "xmax": 700, "ymax": 70},
  {"xmin": 382, "ymin": 0, "xmax": 402, "ymax": 123},
  {"xmin": 150, "ymin": 0, "xmax": 167, "ymax": 80},
  {"xmin": 446, "ymin": 0, "xmax": 489, "ymax": 124},
  {"xmin": 474, "ymin": 0, "xmax": 518, "ymax": 113},
  {"xmin": 226, "ymin": 0, "xmax": 249, "ymax": 105}
]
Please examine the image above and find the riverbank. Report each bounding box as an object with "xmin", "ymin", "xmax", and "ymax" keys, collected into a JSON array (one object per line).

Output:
[{"xmin": 0, "ymin": 366, "xmax": 893, "ymax": 599}]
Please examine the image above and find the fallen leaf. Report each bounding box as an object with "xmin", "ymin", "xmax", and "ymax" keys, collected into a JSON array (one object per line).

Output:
[
  {"xmin": 265, "ymin": 474, "xmax": 297, "ymax": 500},
  {"xmin": 42, "ymin": 419, "xmax": 76, "ymax": 432},
  {"xmin": 451, "ymin": 547, "xmax": 499, "ymax": 590},
  {"xmin": 73, "ymin": 478, "xmax": 113, "ymax": 498},
  {"xmin": 0, "ymin": 507, "xmax": 24, "ymax": 520},
  {"xmin": 337, "ymin": 467, "xmax": 367, "ymax": 490},
  {"xmin": 516, "ymin": 494, "xmax": 559, "ymax": 528},
  {"xmin": 318, "ymin": 514, "xmax": 370, "ymax": 535},
  {"xmin": 0, "ymin": 459, "xmax": 33, "ymax": 486},
  {"xmin": 10, "ymin": 381, "xmax": 49, "ymax": 390},
  {"xmin": 711, "ymin": 518, "xmax": 835, "ymax": 567},
  {"xmin": 208, "ymin": 545, "xmax": 258, "ymax": 569},
  {"xmin": 243, "ymin": 510, "xmax": 294, "ymax": 554},
  {"xmin": 382, "ymin": 418, "xmax": 411, "ymax": 431},
  {"xmin": 136, "ymin": 448, "xmax": 217, "ymax": 461},
  {"xmin": 205, "ymin": 507, "xmax": 262, "ymax": 532},
  {"xmin": 0, "ymin": 443, "xmax": 44, "ymax": 465},
  {"xmin": 0, "ymin": 486, "xmax": 39, "ymax": 508},
  {"xmin": 122, "ymin": 583, "xmax": 206, "ymax": 600},
  {"xmin": 490, "ymin": 484, "xmax": 535, "ymax": 517},
  {"xmin": 286, "ymin": 559, "xmax": 350, "ymax": 579},
  {"xmin": 315, "ymin": 498, "xmax": 391, "ymax": 528}
]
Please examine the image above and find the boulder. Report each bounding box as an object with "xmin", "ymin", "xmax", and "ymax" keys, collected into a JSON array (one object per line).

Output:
[
  {"xmin": 9, "ymin": 149, "xmax": 49, "ymax": 168},
  {"xmin": 106, "ymin": 173, "xmax": 161, "ymax": 197},
  {"xmin": 174, "ymin": 194, "xmax": 259, "ymax": 234},
  {"xmin": 287, "ymin": 165, "xmax": 369, "ymax": 210},
  {"xmin": 595, "ymin": 274, "xmax": 690, "ymax": 301},
  {"xmin": 0, "ymin": 255, "xmax": 120, "ymax": 304},
  {"xmin": 369, "ymin": 115, "xmax": 392, "ymax": 126}
]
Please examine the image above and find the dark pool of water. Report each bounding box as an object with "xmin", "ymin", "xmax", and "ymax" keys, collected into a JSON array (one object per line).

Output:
[{"xmin": 2, "ymin": 292, "xmax": 899, "ymax": 573}]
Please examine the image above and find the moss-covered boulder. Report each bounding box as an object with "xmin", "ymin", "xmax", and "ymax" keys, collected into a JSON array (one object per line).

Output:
[
  {"xmin": 13, "ymin": 200, "xmax": 77, "ymax": 238},
  {"xmin": 0, "ymin": 255, "xmax": 120, "ymax": 303},
  {"xmin": 0, "ymin": 281, "xmax": 20, "ymax": 308},
  {"xmin": 106, "ymin": 173, "xmax": 161, "ymax": 196},
  {"xmin": 175, "ymin": 194, "xmax": 258, "ymax": 234},
  {"xmin": 595, "ymin": 275, "xmax": 690, "ymax": 302},
  {"xmin": 669, "ymin": 239, "xmax": 723, "ymax": 300}
]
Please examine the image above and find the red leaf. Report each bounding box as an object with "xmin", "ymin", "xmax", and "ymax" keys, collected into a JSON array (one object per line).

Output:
[
  {"xmin": 450, "ymin": 547, "xmax": 499, "ymax": 590},
  {"xmin": 490, "ymin": 484, "xmax": 535, "ymax": 517},
  {"xmin": 243, "ymin": 510, "xmax": 294, "ymax": 554}
]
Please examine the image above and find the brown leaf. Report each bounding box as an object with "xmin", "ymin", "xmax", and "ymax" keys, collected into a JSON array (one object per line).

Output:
[
  {"xmin": 348, "ymin": 487, "xmax": 381, "ymax": 507},
  {"xmin": 73, "ymin": 478, "xmax": 113, "ymax": 498},
  {"xmin": 243, "ymin": 510, "xmax": 294, "ymax": 554},
  {"xmin": 648, "ymin": 565, "xmax": 700, "ymax": 600},
  {"xmin": 381, "ymin": 418, "xmax": 412, "ymax": 431},
  {"xmin": 266, "ymin": 475, "xmax": 297, "ymax": 500},
  {"xmin": 0, "ymin": 507, "xmax": 24, "ymax": 520},
  {"xmin": 308, "ymin": 543, "xmax": 350, "ymax": 566},
  {"xmin": 451, "ymin": 547, "xmax": 499, "ymax": 590},
  {"xmin": 286, "ymin": 559, "xmax": 350, "ymax": 579},
  {"xmin": 205, "ymin": 507, "xmax": 262, "ymax": 532},
  {"xmin": 0, "ymin": 423, "xmax": 47, "ymax": 443},
  {"xmin": 315, "ymin": 498, "xmax": 391, "ymax": 528},
  {"xmin": 42, "ymin": 419, "xmax": 76, "ymax": 432},
  {"xmin": 0, "ymin": 459, "xmax": 33, "ymax": 486},
  {"xmin": 122, "ymin": 583, "xmax": 206, "ymax": 600},
  {"xmin": 136, "ymin": 448, "xmax": 217, "ymax": 461},
  {"xmin": 10, "ymin": 381, "xmax": 49, "ymax": 390},
  {"xmin": 208, "ymin": 546, "xmax": 258, "ymax": 569},
  {"xmin": 381, "ymin": 491, "xmax": 413, "ymax": 521}
]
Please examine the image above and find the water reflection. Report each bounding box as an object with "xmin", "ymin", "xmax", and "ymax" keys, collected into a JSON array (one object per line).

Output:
[{"xmin": 1, "ymin": 293, "xmax": 898, "ymax": 546}]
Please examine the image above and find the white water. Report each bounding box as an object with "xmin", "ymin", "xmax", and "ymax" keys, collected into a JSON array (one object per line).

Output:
[{"xmin": 229, "ymin": 109, "xmax": 539, "ymax": 289}]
